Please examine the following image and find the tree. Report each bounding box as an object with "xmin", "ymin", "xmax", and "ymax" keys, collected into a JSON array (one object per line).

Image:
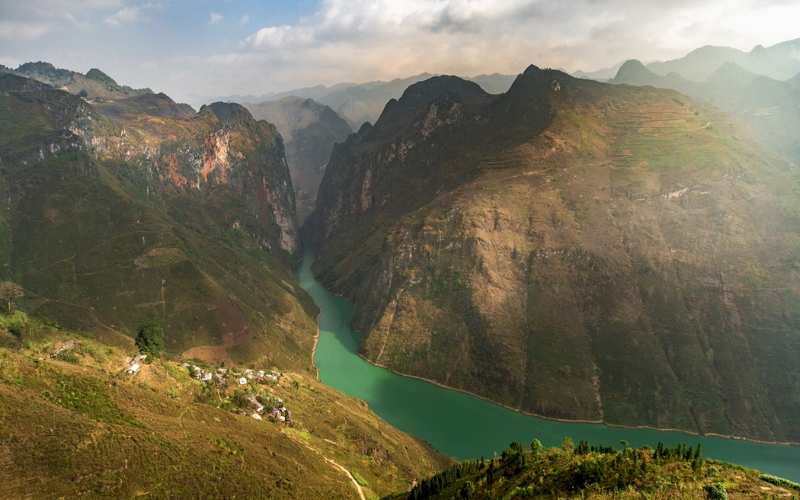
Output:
[
  {"xmin": 135, "ymin": 322, "xmax": 164, "ymax": 357},
  {"xmin": 0, "ymin": 281, "xmax": 24, "ymax": 312},
  {"xmin": 530, "ymin": 439, "xmax": 544, "ymax": 455}
]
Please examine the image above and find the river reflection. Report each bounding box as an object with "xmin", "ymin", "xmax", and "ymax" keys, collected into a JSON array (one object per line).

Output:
[{"xmin": 296, "ymin": 243, "xmax": 800, "ymax": 481}]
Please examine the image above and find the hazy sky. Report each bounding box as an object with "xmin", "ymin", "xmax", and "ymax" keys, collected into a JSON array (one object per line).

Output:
[{"xmin": 1, "ymin": 0, "xmax": 799, "ymax": 103}]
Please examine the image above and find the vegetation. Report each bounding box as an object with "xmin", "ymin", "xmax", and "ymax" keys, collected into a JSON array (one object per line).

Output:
[
  {"xmin": 387, "ymin": 439, "xmax": 798, "ymax": 500},
  {"xmin": 134, "ymin": 321, "xmax": 164, "ymax": 357},
  {"xmin": 0, "ymin": 314, "xmax": 451, "ymax": 499},
  {"xmin": 0, "ymin": 281, "xmax": 24, "ymax": 312}
]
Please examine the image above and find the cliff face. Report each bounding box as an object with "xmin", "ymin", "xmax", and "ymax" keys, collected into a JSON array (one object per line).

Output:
[
  {"xmin": 243, "ymin": 96, "xmax": 352, "ymax": 223},
  {"xmin": 0, "ymin": 72, "xmax": 313, "ymax": 370},
  {"xmin": 304, "ymin": 68, "xmax": 800, "ymax": 443}
]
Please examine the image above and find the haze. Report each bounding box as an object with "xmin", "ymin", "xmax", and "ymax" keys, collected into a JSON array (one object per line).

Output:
[{"xmin": 1, "ymin": 0, "xmax": 799, "ymax": 109}]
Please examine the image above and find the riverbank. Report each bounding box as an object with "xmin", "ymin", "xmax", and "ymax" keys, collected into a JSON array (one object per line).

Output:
[{"xmin": 296, "ymin": 243, "xmax": 800, "ymax": 481}]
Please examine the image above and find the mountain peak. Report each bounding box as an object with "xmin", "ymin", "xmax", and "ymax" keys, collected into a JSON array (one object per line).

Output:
[
  {"xmin": 612, "ymin": 59, "xmax": 657, "ymax": 85},
  {"xmin": 85, "ymin": 68, "xmax": 118, "ymax": 86}
]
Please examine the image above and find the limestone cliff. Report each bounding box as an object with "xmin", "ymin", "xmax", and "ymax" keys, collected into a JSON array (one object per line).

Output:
[{"xmin": 0, "ymin": 72, "xmax": 313, "ymax": 371}]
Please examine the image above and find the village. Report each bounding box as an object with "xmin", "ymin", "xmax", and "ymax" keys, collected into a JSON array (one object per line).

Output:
[{"xmin": 124, "ymin": 353, "xmax": 293, "ymax": 426}]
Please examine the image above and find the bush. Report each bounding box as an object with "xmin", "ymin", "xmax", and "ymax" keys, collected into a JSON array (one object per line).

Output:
[
  {"xmin": 351, "ymin": 471, "xmax": 368, "ymax": 486},
  {"xmin": 135, "ymin": 322, "xmax": 164, "ymax": 357},
  {"xmin": 703, "ymin": 483, "xmax": 728, "ymax": 500}
]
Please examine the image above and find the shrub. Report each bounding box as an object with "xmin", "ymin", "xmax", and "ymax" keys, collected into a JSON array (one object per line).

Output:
[
  {"xmin": 135, "ymin": 322, "xmax": 164, "ymax": 357},
  {"xmin": 703, "ymin": 483, "xmax": 728, "ymax": 500}
]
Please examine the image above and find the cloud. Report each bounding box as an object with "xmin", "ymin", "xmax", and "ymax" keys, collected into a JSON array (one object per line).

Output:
[
  {"xmin": 209, "ymin": 12, "xmax": 223, "ymax": 25},
  {"xmin": 105, "ymin": 7, "xmax": 148, "ymax": 26},
  {"xmin": 0, "ymin": 20, "xmax": 53, "ymax": 40},
  {"xmin": 239, "ymin": 14, "xmax": 249, "ymax": 26}
]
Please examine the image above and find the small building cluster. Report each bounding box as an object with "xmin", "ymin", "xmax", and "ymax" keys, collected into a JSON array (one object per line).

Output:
[
  {"xmin": 183, "ymin": 364, "xmax": 282, "ymax": 386},
  {"xmin": 181, "ymin": 363, "xmax": 292, "ymax": 425}
]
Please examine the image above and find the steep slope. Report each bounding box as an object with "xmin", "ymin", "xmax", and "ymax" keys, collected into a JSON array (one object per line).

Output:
[
  {"xmin": 0, "ymin": 72, "xmax": 314, "ymax": 371},
  {"xmin": 304, "ymin": 68, "xmax": 800, "ymax": 443},
  {"xmin": 612, "ymin": 60, "xmax": 800, "ymax": 166},
  {"xmin": 244, "ymin": 97, "xmax": 353, "ymax": 222},
  {"xmin": 0, "ymin": 318, "xmax": 451, "ymax": 499}
]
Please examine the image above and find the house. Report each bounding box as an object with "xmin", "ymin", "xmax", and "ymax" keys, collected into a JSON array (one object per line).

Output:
[
  {"xmin": 212, "ymin": 372, "xmax": 225, "ymax": 387},
  {"xmin": 127, "ymin": 363, "xmax": 140, "ymax": 375},
  {"xmin": 238, "ymin": 377, "xmax": 247, "ymax": 386},
  {"xmin": 202, "ymin": 372, "xmax": 213, "ymax": 383},
  {"xmin": 245, "ymin": 395, "xmax": 264, "ymax": 413}
]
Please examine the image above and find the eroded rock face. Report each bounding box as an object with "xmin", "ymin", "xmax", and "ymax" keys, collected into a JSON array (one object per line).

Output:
[
  {"xmin": 0, "ymin": 73, "xmax": 300, "ymax": 258},
  {"xmin": 304, "ymin": 70, "xmax": 800, "ymax": 444}
]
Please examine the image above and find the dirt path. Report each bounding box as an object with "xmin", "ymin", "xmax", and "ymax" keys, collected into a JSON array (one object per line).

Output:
[{"xmin": 288, "ymin": 434, "xmax": 365, "ymax": 500}]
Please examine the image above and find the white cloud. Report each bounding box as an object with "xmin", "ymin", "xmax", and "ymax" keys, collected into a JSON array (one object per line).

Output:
[
  {"xmin": 209, "ymin": 12, "xmax": 223, "ymax": 25},
  {"xmin": 0, "ymin": 20, "xmax": 53, "ymax": 40},
  {"xmin": 105, "ymin": 7, "xmax": 147, "ymax": 26},
  {"xmin": 239, "ymin": 14, "xmax": 249, "ymax": 26}
]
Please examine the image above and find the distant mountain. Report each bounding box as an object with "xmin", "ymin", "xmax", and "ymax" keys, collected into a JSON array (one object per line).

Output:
[
  {"xmin": 571, "ymin": 61, "xmax": 626, "ymax": 81},
  {"xmin": 612, "ymin": 59, "xmax": 800, "ymax": 165},
  {"xmin": 645, "ymin": 39, "xmax": 800, "ymax": 82},
  {"xmin": 304, "ymin": 69, "xmax": 800, "ymax": 443},
  {"xmin": 464, "ymin": 73, "xmax": 518, "ymax": 94},
  {"xmin": 11, "ymin": 61, "xmax": 154, "ymax": 101},
  {"xmin": 212, "ymin": 73, "xmax": 516, "ymax": 130},
  {"xmin": 243, "ymin": 96, "xmax": 352, "ymax": 222}
]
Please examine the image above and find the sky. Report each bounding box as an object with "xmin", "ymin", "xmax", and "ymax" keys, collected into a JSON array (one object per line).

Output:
[{"xmin": 1, "ymin": 0, "xmax": 799, "ymax": 103}]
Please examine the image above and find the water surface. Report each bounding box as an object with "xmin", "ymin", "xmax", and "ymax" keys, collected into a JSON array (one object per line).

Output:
[{"xmin": 296, "ymin": 244, "xmax": 800, "ymax": 481}]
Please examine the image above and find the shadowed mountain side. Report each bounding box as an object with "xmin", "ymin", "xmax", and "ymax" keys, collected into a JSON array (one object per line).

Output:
[
  {"xmin": 244, "ymin": 97, "xmax": 353, "ymax": 223},
  {"xmin": 0, "ymin": 72, "xmax": 316, "ymax": 372},
  {"xmin": 303, "ymin": 69, "xmax": 800, "ymax": 443}
]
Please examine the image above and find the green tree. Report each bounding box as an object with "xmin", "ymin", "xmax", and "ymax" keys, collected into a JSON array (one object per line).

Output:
[
  {"xmin": 135, "ymin": 322, "xmax": 164, "ymax": 357},
  {"xmin": 530, "ymin": 439, "xmax": 544, "ymax": 455},
  {"xmin": 0, "ymin": 281, "xmax": 24, "ymax": 312}
]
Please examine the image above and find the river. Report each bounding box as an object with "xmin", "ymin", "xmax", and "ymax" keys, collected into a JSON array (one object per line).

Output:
[{"xmin": 295, "ymin": 244, "xmax": 800, "ymax": 481}]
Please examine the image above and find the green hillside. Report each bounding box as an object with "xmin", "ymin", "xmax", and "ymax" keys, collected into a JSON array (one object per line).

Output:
[
  {"xmin": 387, "ymin": 439, "xmax": 800, "ymax": 499},
  {"xmin": 0, "ymin": 314, "xmax": 451, "ymax": 499},
  {"xmin": 0, "ymin": 72, "xmax": 315, "ymax": 371}
]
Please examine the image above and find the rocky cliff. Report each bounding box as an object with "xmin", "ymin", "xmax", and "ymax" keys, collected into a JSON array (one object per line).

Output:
[
  {"xmin": 304, "ymin": 68, "xmax": 800, "ymax": 443},
  {"xmin": 0, "ymin": 72, "xmax": 313, "ymax": 370},
  {"xmin": 244, "ymin": 96, "xmax": 352, "ymax": 223}
]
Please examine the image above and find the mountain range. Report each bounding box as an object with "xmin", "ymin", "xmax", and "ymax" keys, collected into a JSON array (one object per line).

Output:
[
  {"xmin": 304, "ymin": 67, "xmax": 800, "ymax": 443},
  {"xmin": 207, "ymin": 73, "xmax": 517, "ymax": 130},
  {"xmin": 611, "ymin": 59, "xmax": 800, "ymax": 166}
]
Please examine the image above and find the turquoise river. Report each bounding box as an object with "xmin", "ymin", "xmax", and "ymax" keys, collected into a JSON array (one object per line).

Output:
[{"xmin": 296, "ymin": 244, "xmax": 800, "ymax": 481}]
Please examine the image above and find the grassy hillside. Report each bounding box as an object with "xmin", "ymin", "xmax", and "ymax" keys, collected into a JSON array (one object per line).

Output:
[
  {"xmin": 0, "ymin": 314, "xmax": 451, "ymax": 499},
  {"xmin": 386, "ymin": 439, "xmax": 800, "ymax": 499},
  {"xmin": 0, "ymin": 72, "xmax": 314, "ymax": 371},
  {"xmin": 304, "ymin": 68, "xmax": 800, "ymax": 443},
  {"xmin": 611, "ymin": 60, "xmax": 800, "ymax": 167}
]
